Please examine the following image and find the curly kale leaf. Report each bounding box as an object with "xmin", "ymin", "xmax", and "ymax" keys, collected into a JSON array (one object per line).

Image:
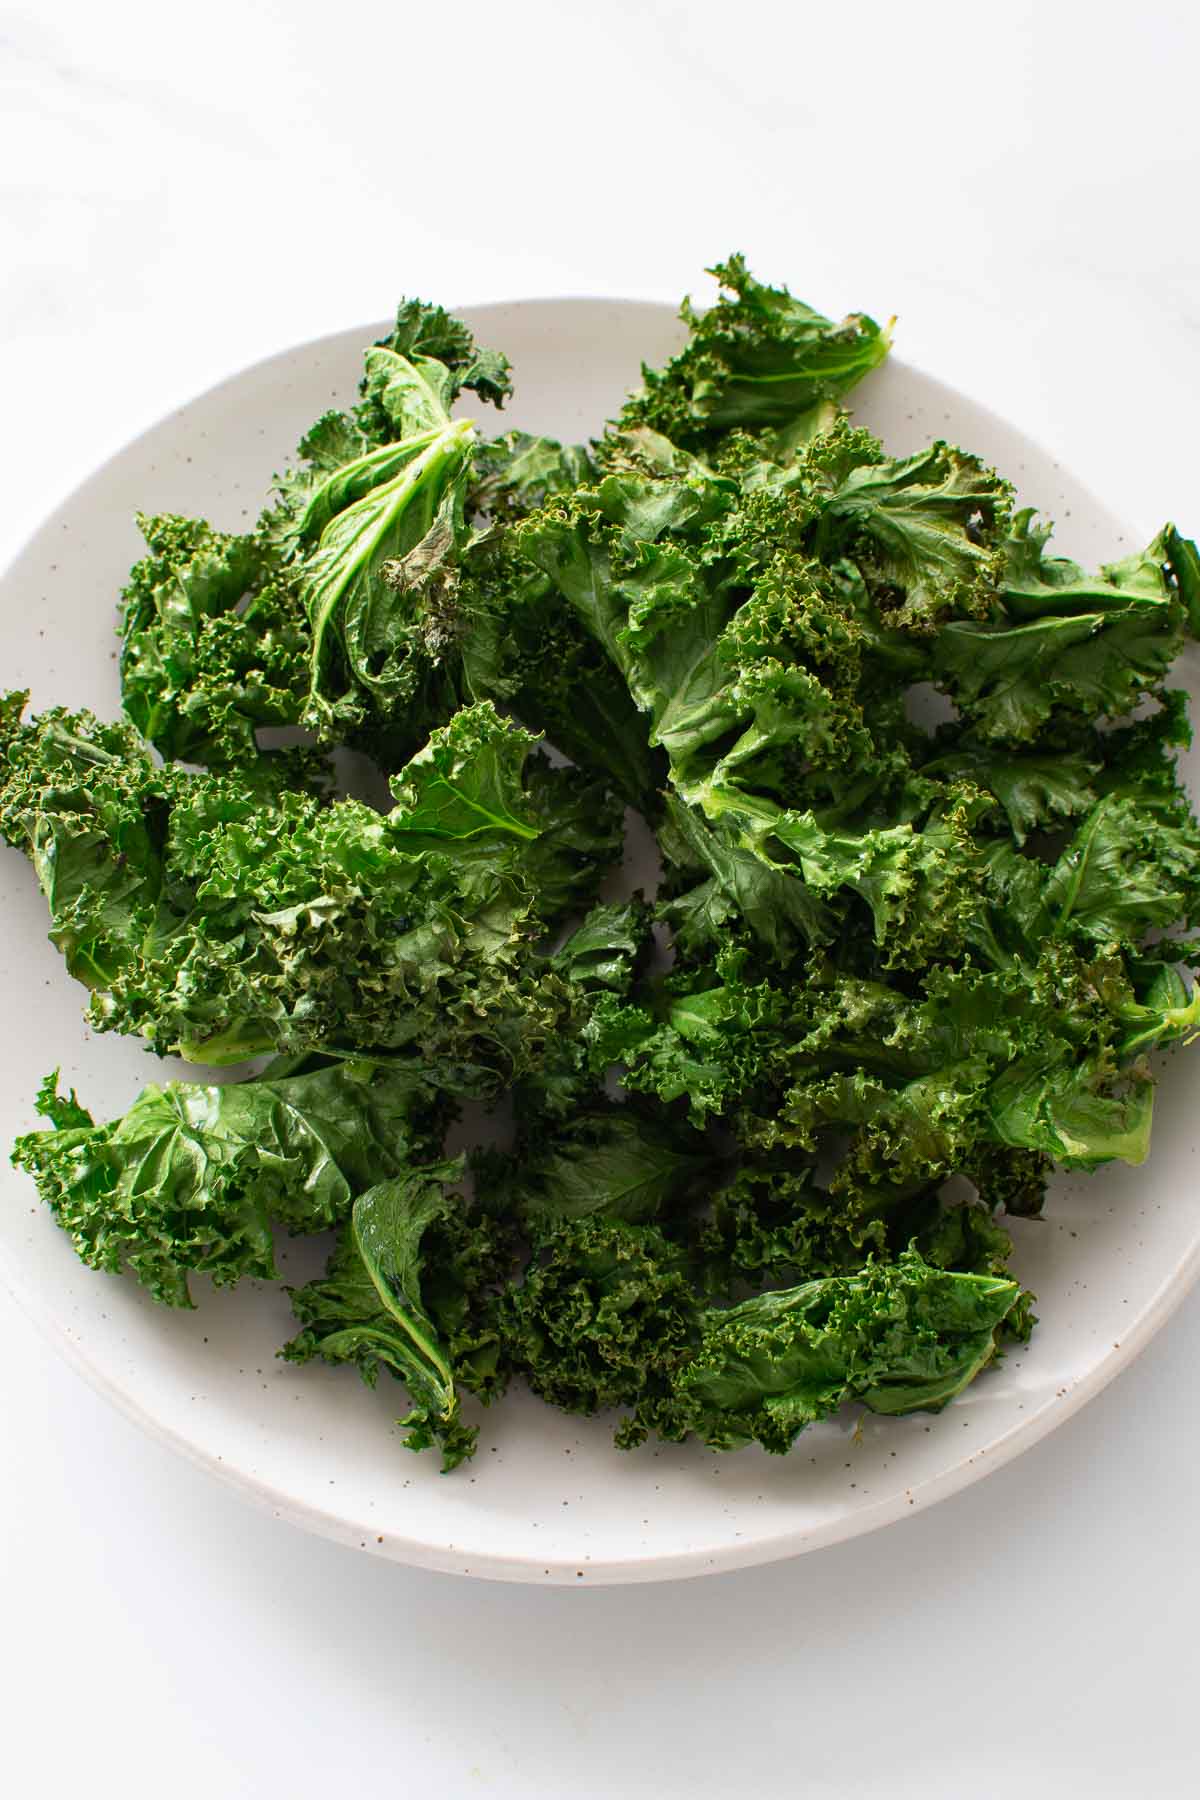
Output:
[
  {"xmin": 119, "ymin": 513, "xmax": 313, "ymax": 771},
  {"xmin": 299, "ymin": 417, "xmax": 477, "ymax": 742},
  {"xmin": 502, "ymin": 1230, "xmax": 1021, "ymax": 1454},
  {"xmin": 0, "ymin": 691, "xmax": 170, "ymax": 991},
  {"xmin": 584, "ymin": 945, "xmax": 792, "ymax": 1123},
  {"xmin": 119, "ymin": 705, "xmax": 617, "ymax": 1072},
  {"xmin": 269, "ymin": 301, "xmax": 512, "ymax": 526},
  {"xmin": 283, "ymin": 1161, "xmax": 514, "ymax": 1471},
  {"xmin": 1041, "ymin": 792, "xmax": 1200, "ymax": 946},
  {"xmin": 597, "ymin": 939, "xmax": 1186, "ymax": 1178},
  {"xmin": 620, "ymin": 254, "xmax": 890, "ymax": 448},
  {"xmin": 262, "ymin": 410, "xmax": 379, "ymax": 559},
  {"xmin": 791, "ymin": 423, "xmax": 1014, "ymax": 631},
  {"xmin": 654, "ymin": 796, "xmax": 832, "ymax": 962},
  {"xmin": 382, "ymin": 700, "xmax": 626, "ymax": 924},
  {"xmin": 1, "ymin": 696, "xmax": 620, "ymax": 1076},
  {"xmin": 551, "ymin": 898, "xmax": 653, "ymax": 991},
  {"xmin": 11, "ymin": 1061, "xmax": 434, "ymax": 1307},
  {"xmin": 132, "ymin": 303, "xmax": 513, "ymax": 774},
  {"xmin": 920, "ymin": 739, "xmax": 1100, "ymax": 844},
  {"xmin": 452, "ymin": 533, "xmax": 663, "ymax": 813},
  {"xmin": 517, "ymin": 461, "xmax": 989, "ymax": 969},
  {"xmin": 470, "ymin": 431, "xmax": 594, "ymax": 522},
  {"xmin": 637, "ymin": 1252, "xmax": 1021, "ymax": 1453},
  {"xmin": 660, "ymin": 787, "xmax": 989, "ymax": 976},
  {"xmin": 999, "ymin": 511, "xmax": 1192, "ymax": 622},
  {"xmin": 386, "ymin": 703, "xmax": 547, "ymax": 850},
  {"xmin": 365, "ymin": 297, "xmax": 513, "ymax": 417},
  {"xmin": 255, "ymin": 303, "xmax": 512, "ymax": 755},
  {"xmin": 1162, "ymin": 523, "xmax": 1200, "ymax": 634},
  {"xmin": 983, "ymin": 1052, "xmax": 1155, "ymax": 1167},
  {"xmin": 691, "ymin": 1164, "xmax": 889, "ymax": 1296},
  {"xmin": 482, "ymin": 1105, "xmax": 716, "ymax": 1229},
  {"xmin": 934, "ymin": 607, "xmax": 1185, "ymax": 744},
  {"xmin": 500, "ymin": 1216, "xmax": 699, "ymax": 1420},
  {"xmin": 768, "ymin": 790, "xmax": 990, "ymax": 971},
  {"xmin": 930, "ymin": 511, "xmax": 1190, "ymax": 742},
  {"xmin": 504, "ymin": 901, "xmax": 655, "ymax": 1122}
]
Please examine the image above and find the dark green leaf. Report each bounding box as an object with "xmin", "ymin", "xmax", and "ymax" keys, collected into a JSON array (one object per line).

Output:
[
  {"xmin": 284, "ymin": 1162, "xmax": 507, "ymax": 1470},
  {"xmin": 11, "ymin": 1061, "xmax": 433, "ymax": 1306}
]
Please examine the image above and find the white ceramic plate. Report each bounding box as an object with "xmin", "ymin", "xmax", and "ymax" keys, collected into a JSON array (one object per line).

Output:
[{"xmin": 2, "ymin": 300, "xmax": 1198, "ymax": 1584}]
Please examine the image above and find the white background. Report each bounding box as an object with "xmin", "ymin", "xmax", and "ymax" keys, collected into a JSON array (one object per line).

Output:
[{"xmin": 2, "ymin": 2, "xmax": 1199, "ymax": 1793}]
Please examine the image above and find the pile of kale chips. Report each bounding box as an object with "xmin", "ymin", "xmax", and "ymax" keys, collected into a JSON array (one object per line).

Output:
[{"xmin": 7, "ymin": 259, "xmax": 1200, "ymax": 1469}]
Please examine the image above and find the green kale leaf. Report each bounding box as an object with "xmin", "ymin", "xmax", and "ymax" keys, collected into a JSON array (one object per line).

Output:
[
  {"xmin": 120, "ymin": 513, "xmax": 314, "ymax": 771},
  {"xmin": 259, "ymin": 302, "xmax": 513, "ymax": 758},
  {"xmin": 485, "ymin": 1105, "xmax": 715, "ymax": 1228},
  {"xmin": 0, "ymin": 691, "xmax": 169, "ymax": 992},
  {"xmin": 500, "ymin": 1215, "xmax": 699, "ymax": 1420},
  {"xmin": 0, "ymin": 696, "xmax": 620, "ymax": 1076},
  {"xmin": 283, "ymin": 1161, "xmax": 513, "ymax": 1471},
  {"xmin": 621, "ymin": 255, "xmax": 890, "ymax": 448},
  {"xmin": 637, "ymin": 1252, "xmax": 1021, "ymax": 1453},
  {"xmin": 11, "ymin": 1060, "xmax": 434, "ymax": 1307}
]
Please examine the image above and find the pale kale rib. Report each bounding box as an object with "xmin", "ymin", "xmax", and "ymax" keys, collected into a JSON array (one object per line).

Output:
[
  {"xmin": 299, "ymin": 415, "xmax": 477, "ymax": 739},
  {"xmin": 121, "ymin": 299, "xmax": 516, "ymax": 778}
]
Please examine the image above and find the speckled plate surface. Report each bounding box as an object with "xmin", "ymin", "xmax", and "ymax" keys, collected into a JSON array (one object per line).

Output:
[{"xmin": 1, "ymin": 300, "xmax": 1198, "ymax": 1584}]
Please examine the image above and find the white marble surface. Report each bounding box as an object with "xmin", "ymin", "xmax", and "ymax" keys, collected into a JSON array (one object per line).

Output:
[{"xmin": 2, "ymin": 3, "xmax": 1199, "ymax": 1793}]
